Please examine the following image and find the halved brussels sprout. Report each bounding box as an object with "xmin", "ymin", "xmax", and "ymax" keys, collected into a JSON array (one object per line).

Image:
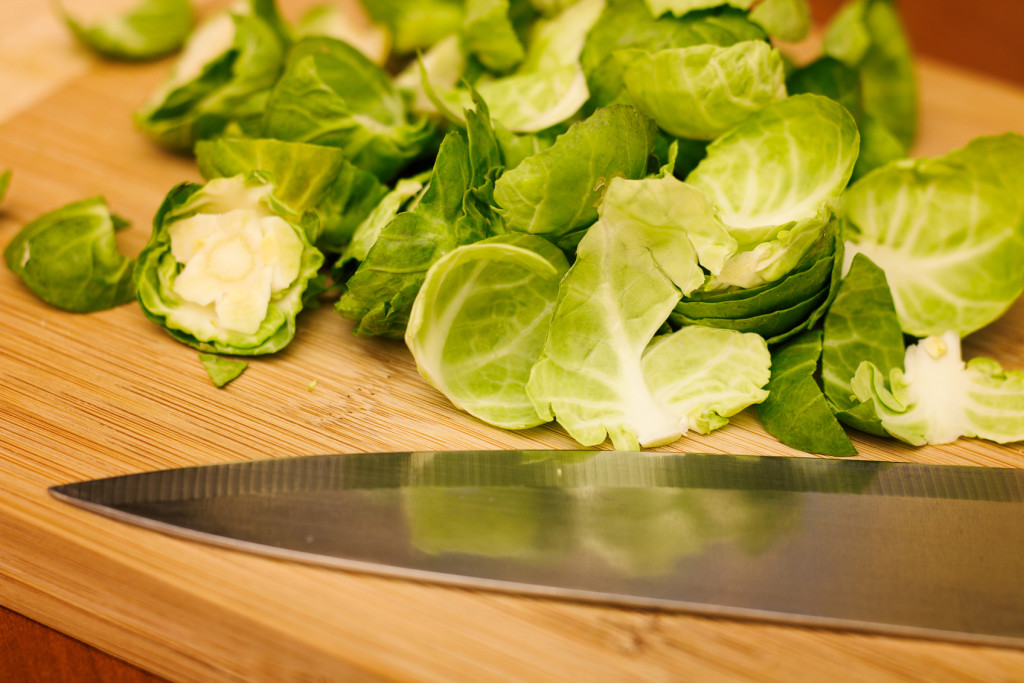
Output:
[{"xmin": 135, "ymin": 173, "xmax": 324, "ymax": 355}]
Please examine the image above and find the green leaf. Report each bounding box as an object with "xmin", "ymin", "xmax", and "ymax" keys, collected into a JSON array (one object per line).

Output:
[
  {"xmin": 785, "ymin": 56, "xmax": 862, "ymax": 118},
  {"xmin": 643, "ymin": 326, "xmax": 771, "ymax": 435},
  {"xmin": 786, "ymin": 56, "xmax": 907, "ymax": 181},
  {"xmin": 841, "ymin": 133, "xmax": 1024, "ymax": 338},
  {"xmin": 361, "ymin": 0, "xmax": 464, "ymax": 54},
  {"xmin": 59, "ymin": 0, "xmax": 194, "ymax": 61},
  {"xmin": 748, "ymin": 0, "xmax": 811, "ymax": 42},
  {"xmin": 406, "ymin": 233, "xmax": 569, "ymax": 429},
  {"xmin": 493, "ymin": 105, "xmax": 656, "ymax": 247},
  {"xmin": 4, "ymin": 197, "xmax": 135, "ymax": 313},
  {"xmin": 198, "ymin": 353, "xmax": 249, "ymax": 387},
  {"xmin": 851, "ymin": 113, "xmax": 906, "ymax": 181},
  {"xmin": 757, "ymin": 329, "xmax": 858, "ymax": 456},
  {"xmin": 395, "ymin": 35, "xmax": 466, "ymax": 117},
  {"xmin": 462, "ymin": 0, "xmax": 526, "ymax": 73},
  {"xmin": 195, "ymin": 136, "xmax": 389, "ymax": 253},
  {"xmin": 821, "ymin": 253, "xmax": 904, "ymax": 435},
  {"xmin": 422, "ymin": 0, "xmax": 605, "ymax": 132},
  {"xmin": 580, "ymin": 1, "xmax": 765, "ymax": 111},
  {"xmin": 823, "ymin": 0, "xmax": 916, "ymax": 149},
  {"xmin": 262, "ymin": 36, "xmax": 435, "ymax": 182},
  {"xmin": 526, "ymin": 174, "xmax": 763, "ymax": 450},
  {"xmin": 336, "ymin": 175, "xmax": 429, "ymax": 273},
  {"xmin": 619, "ymin": 40, "xmax": 787, "ymax": 140},
  {"xmin": 195, "ymin": 136, "xmax": 349, "ymax": 214},
  {"xmin": 336, "ymin": 97, "xmax": 504, "ymax": 338},
  {"xmin": 644, "ymin": 0, "xmax": 753, "ymax": 16},
  {"xmin": 134, "ymin": 2, "xmax": 287, "ymax": 151},
  {"xmin": 293, "ymin": 3, "xmax": 390, "ymax": 65},
  {"xmin": 686, "ymin": 94, "xmax": 859, "ymax": 288}
]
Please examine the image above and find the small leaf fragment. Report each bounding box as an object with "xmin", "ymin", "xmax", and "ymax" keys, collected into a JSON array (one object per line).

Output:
[{"xmin": 199, "ymin": 353, "xmax": 248, "ymax": 387}]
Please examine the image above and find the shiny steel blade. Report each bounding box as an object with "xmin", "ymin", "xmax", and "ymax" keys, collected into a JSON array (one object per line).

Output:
[{"xmin": 50, "ymin": 451, "xmax": 1024, "ymax": 648}]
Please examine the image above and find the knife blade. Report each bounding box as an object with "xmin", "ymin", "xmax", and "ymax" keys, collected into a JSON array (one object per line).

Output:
[{"xmin": 49, "ymin": 450, "xmax": 1024, "ymax": 648}]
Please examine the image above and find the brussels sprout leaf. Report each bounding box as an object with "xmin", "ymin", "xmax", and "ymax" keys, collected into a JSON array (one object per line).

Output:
[
  {"xmin": 757, "ymin": 329, "xmax": 858, "ymax": 456},
  {"xmin": 406, "ymin": 234, "xmax": 569, "ymax": 429},
  {"xmin": 841, "ymin": 133, "xmax": 1024, "ymax": 338},
  {"xmin": 336, "ymin": 95, "xmax": 504, "ymax": 337},
  {"xmin": 59, "ymin": 0, "xmax": 194, "ymax": 61},
  {"xmin": 527, "ymin": 174, "xmax": 770, "ymax": 450},
  {"xmin": 821, "ymin": 253, "xmax": 904, "ymax": 435},
  {"xmin": 4, "ymin": 197, "xmax": 135, "ymax": 313},
  {"xmin": 493, "ymin": 105, "xmax": 656, "ymax": 248},
  {"xmin": 620, "ymin": 40, "xmax": 787, "ymax": 140}
]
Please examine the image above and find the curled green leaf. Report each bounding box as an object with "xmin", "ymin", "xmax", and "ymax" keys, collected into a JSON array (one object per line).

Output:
[
  {"xmin": 4, "ymin": 197, "xmax": 135, "ymax": 313},
  {"xmin": 59, "ymin": 0, "xmax": 194, "ymax": 61}
]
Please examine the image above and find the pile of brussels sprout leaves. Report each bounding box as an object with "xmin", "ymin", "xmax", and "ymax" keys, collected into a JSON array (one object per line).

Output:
[{"xmin": 5, "ymin": 0, "xmax": 1024, "ymax": 456}]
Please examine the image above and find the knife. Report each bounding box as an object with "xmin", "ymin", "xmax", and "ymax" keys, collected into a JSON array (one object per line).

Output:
[{"xmin": 49, "ymin": 450, "xmax": 1024, "ymax": 648}]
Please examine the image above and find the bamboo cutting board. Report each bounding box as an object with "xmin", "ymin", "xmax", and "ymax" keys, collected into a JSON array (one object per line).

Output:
[{"xmin": 3, "ymin": 1, "xmax": 1024, "ymax": 680}]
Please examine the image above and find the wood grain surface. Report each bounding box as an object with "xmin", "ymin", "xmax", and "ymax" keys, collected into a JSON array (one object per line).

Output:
[{"xmin": 2, "ymin": 1, "xmax": 1024, "ymax": 681}]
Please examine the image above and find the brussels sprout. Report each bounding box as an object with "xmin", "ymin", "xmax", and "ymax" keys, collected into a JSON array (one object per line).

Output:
[
  {"xmin": 4, "ymin": 197, "xmax": 136, "ymax": 313},
  {"xmin": 135, "ymin": 173, "xmax": 324, "ymax": 355},
  {"xmin": 58, "ymin": 0, "xmax": 193, "ymax": 61}
]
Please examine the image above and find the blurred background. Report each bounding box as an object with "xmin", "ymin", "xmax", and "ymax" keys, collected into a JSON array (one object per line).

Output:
[{"xmin": 808, "ymin": 0, "xmax": 1024, "ymax": 86}]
